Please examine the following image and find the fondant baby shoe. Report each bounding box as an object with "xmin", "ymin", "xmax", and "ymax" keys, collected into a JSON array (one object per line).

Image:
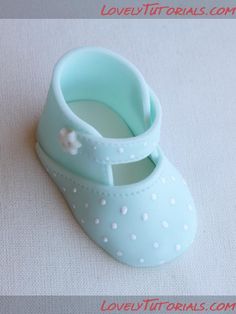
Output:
[{"xmin": 36, "ymin": 47, "xmax": 197, "ymax": 267}]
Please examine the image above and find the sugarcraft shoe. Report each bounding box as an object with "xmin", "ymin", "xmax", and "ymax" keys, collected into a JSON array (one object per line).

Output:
[{"xmin": 36, "ymin": 47, "xmax": 197, "ymax": 267}]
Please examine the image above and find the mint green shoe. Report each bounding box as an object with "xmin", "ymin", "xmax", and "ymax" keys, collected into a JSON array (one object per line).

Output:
[{"xmin": 36, "ymin": 47, "xmax": 197, "ymax": 267}]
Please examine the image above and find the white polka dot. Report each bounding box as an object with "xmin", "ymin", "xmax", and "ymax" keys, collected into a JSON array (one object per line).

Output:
[
  {"xmin": 120, "ymin": 206, "xmax": 128, "ymax": 215},
  {"xmin": 105, "ymin": 156, "xmax": 110, "ymax": 161},
  {"xmin": 159, "ymin": 260, "xmax": 165, "ymax": 265},
  {"xmin": 118, "ymin": 147, "xmax": 124, "ymax": 153},
  {"xmin": 184, "ymin": 224, "xmax": 189, "ymax": 230},
  {"xmin": 171, "ymin": 176, "xmax": 176, "ymax": 182},
  {"xmin": 111, "ymin": 222, "xmax": 117, "ymax": 230},
  {"xmin": 139, "ymin": 258, "xmax": 144, "ymax": 264},
  {"xmin": 162, "ymin": 220, "xmax": 169, "ymax": 228},
  {"xmin": 130, "ymin": 234, "xmax": 137, "ymax": 240},
  {"xmin": 153, "ymin": 242, "xmax": 159, "ymax": 249},
  {"xmin": 93, "ymin": 146, "xmax": 97, "ymax": 150},
  {"xmin": 151, "ymin": 193, "xmax": 157, "ymax": 200},
  {"xmin": 130, "ymin": 154, "xmax": 135, "ymax": 159},
  {"xmin": 143, "ymin": 142, "xmax": 148, "ymax": 147},
  {"xmin": 188, "ymin": 204, "xmax": 193, "ymax": 211},
  {"xmin": 94, "ymin": 218, "xmax": 100, "ymax": 225},
  {"xmin": 84, "ymin": 203, "xmax": 89, "ymax": 208},
  {"xmin": 142, "ymin": 213, "xmax": 149, "ymax": 221},
  {"xmin": 62, "ymin": 187, "xmax": 66, "ymax": 192},
  {"xmin": 100, "ymin": 199, "xmax": 106, "ymax": 206},
  {"xmin": 103, "ymin": 237, "xmax": 108, "ymax": 243},
  {"xmin": 161, "ymin": 177, "xmax": 166, "ymax": 184},
  {"xmin": 176, "ymin": 244, "xmax": 181, "ymax": 251},
  {"xmin": 170, "ymin": 197, "xmax": 176, "ymax": 205},
  {"xmin": 117, "ymin": 251, "xmax": 123, "ymax": 257},
  {"xmin": 72, "ymin": 204, "xmax": 76, "ymax": 209},
  {"xmin": 53, "ymin": 172, "xmax": 57, "ymax": 177},
  {"xmin": 73, "ymin": 187, "xmax": 77, "ymax": 193},
  {"xmin": 183, "ymin": 180, "xmax": 187, "ymax": 185},
  {"xmin": 81, "ymin": 219, "xmax": 85, "ymax": 224}
]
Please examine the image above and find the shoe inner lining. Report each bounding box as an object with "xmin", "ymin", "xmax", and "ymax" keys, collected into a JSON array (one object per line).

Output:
[{"xmin": 68, "ymin": 100, "xmax": 155, "ymax": 185}]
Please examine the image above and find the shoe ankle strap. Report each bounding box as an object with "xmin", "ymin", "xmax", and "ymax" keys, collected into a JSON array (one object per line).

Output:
[
  {"xmin": 74, "ymin": 89, "xmax": 161, "ymax": 165},
  {"xmin": 37, "ymin": 48, "xmax": 162, "ymax": 184}
]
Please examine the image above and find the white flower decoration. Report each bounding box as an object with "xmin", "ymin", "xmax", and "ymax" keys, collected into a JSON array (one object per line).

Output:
[{"xmin": 59, "ymin": 128, "xmax": 82, "ymax": 155}]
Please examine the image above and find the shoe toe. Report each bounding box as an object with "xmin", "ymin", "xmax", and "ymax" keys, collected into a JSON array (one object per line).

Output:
[{"xmin": 37, "ymin": 144, "xmax": 197, "ymax": 267}]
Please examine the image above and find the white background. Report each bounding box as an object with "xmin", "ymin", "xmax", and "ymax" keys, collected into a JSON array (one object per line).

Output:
[{"xmin": 0, "ymin": 20, "xmax": 235, "ymax": 295}]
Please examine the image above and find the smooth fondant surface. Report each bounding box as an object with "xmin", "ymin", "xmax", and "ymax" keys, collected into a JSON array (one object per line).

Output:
[{"xmin": 36, "ymin": 47, "xmax": 197, "ymax": 267}]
